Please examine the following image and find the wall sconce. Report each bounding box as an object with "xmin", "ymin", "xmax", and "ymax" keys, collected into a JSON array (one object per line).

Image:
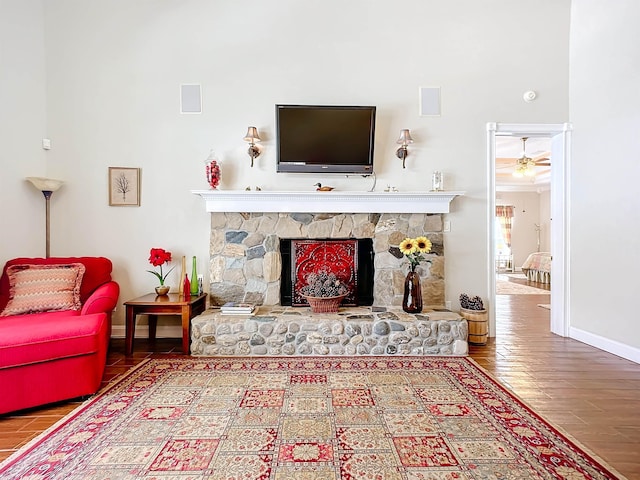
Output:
[
  {"xmin": 243, "ymin": 126, "xmax": 261, "ymax": 167},
  {"xmin": 26, "ymin": 176, "xmax": 64, "ymax": 258},
  {"xmin": 395, "ymin": 129, "xmax": 414, "ymax": 168}
]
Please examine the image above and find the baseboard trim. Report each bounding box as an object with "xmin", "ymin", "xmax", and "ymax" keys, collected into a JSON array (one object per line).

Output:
[
  {"xmin": 570, "ymin": 326, "xmax": 640, "ymax": 364},
  {"xmin": 111, "ymin": 325, "xmax": 182, "ymax": 339}
]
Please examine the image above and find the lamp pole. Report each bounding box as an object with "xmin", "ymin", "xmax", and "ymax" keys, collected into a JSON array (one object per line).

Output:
[
  {"xmin": 43, "ymin": 190, "xmax": 53, "ymax": 258},
  {"xmin": 26, "ymin": 177, "xmax": 64, "ymax": 259}
]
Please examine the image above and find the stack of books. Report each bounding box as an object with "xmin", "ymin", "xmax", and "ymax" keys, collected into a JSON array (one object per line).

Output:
[{"xmin": 220, "ymin": 302, "xmax": 256, "ymax": 315}]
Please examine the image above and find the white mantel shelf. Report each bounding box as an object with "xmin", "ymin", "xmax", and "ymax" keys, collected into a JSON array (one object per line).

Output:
[{"xmin": 192, "ymin": 190, "xmax": 464, "ymax": 214}]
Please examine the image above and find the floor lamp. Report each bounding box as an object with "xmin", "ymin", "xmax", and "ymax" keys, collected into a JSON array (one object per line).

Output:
[{"xmin": 26, "ymin": 177, "xmax": 64, "ymax": 258}]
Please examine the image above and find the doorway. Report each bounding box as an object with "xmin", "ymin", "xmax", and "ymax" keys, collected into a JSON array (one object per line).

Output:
[{"xmin": 487, "ymin": 123, "xmax": 572, "ymax": 339}]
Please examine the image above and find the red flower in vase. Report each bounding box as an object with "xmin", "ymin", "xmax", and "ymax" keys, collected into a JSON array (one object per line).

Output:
[{"xmin": 147, "ymin": 248, "xmax": 175, "ymax": 285}]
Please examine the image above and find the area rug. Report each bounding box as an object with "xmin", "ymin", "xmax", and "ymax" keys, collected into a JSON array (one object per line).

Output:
[
  {"xmin": 496, "ymin": 279, "xmax": 549, "ymax": 295},
  {"xmin": 0, "ymin": 357, "xmax": 623, "ymax": 479}
]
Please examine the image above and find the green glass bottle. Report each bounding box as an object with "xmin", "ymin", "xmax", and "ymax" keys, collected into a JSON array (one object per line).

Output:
[{"xmin": 190, "ymin": 256, "xmax": 199, "ymax": 296}]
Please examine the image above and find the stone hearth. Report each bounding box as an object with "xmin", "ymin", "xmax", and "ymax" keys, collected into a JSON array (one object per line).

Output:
[
  {"xmin": 191, "ymin": 306, "xmax": 468, "ymax": 356},
  {"xmin": 208, "ymin": 212, "xmax": 444, "ymax": 308}
]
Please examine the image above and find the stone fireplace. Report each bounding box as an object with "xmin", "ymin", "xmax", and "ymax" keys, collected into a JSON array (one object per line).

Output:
[
  {"xmin": 208, "ymin": 211, "xmax": 445, "ymax": 308},
  {"xmin": 192, "ymin": 190, "xmax": 467, "ymax": 357}
]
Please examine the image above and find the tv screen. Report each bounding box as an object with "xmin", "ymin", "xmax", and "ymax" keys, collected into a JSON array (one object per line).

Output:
[{"xmin": 276, "ymin": 104, "xmax": 376, "ymax": 174}]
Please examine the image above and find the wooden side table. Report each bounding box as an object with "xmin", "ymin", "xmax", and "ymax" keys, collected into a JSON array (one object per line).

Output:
[{"xmin": 124, "ymin": 293, "xmax": 207, "ymax": 355}]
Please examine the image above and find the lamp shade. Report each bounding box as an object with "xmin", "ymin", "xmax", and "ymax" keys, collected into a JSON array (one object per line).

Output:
[
  {"xmin": 26, "ymin": 177, "xmax": 64, "ymax": 192},
  {"xmin": 396, "ymin": 129, "xmax": 414, "ymax": 146},
  {"xmin": 243, "ymin": 126, "xmax": 261, "ymax": 143}
]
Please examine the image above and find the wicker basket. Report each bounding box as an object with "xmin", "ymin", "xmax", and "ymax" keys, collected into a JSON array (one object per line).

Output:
[{"xmin": 303, "ymin": 294, "xmax": 347, "ymax": 314}]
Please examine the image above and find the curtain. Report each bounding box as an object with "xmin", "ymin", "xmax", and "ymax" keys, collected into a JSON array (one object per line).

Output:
[{"xmin": 496, "ymin": 205, "xmax": 514, "ymax": 248}]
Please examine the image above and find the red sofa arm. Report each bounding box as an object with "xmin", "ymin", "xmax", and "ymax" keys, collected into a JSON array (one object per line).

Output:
[{"xmin": 81, "ymin": 281, "xmax": 120, "ymax": 316}]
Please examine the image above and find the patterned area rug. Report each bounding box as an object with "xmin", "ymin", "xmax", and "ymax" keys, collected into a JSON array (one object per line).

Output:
[
  {"xmin": 0, "ymin": 357, "xmax": 623, "ymax": 479},
  {"xmin": 496, "ymin": 279, "xmax": 549, "ymax": 295}
]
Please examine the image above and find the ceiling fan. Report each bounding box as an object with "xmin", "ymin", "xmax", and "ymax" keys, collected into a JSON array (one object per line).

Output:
[{"xmin": 502, "ymin": 137, "xmax": 550, "ymax": 177}]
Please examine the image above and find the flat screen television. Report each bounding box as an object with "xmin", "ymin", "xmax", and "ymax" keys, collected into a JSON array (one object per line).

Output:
[{"xmin": 276, "ymin": 104, "xmax": 376, "ymax": 174}]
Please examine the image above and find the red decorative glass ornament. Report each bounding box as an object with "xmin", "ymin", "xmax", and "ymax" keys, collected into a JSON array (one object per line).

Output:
[{"xmin": 205, "ymin": 151, "xmax": 221, "ymax": 189}]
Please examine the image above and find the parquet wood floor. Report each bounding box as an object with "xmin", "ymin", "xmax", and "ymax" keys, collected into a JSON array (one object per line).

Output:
[{"xmin": 1, "ymin": 278, "xmax": 639, "ymax": 478}]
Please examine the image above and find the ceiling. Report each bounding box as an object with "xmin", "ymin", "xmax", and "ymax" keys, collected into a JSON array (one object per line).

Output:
[{"xmin": 495, "ymin": 136, "xmax": 552, "ymax": 192}]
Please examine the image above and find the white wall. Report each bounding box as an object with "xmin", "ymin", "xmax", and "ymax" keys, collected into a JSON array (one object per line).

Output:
[
  {"xmin": 0, "ymin": 0, "xmax": 48, "ymax": 259},
  {"xmin": 496, "ymin": 191, "xmax": 545, "ymax": 269},
  {"xmin": 538, "ymin": 190, "xmax": 551, "ymax": 252},
  {"xmin": 569, "ymin": 0, "xmax": 640, "ymax": 352},
  {"xmin": 2, "ymin": 0, "xmax": 571, "ymax": 332}
]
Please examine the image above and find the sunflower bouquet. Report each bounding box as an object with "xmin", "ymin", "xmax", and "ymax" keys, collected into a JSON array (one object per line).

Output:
[{"xmin": 399, "ymin": 236, "xmax": 432, "ymax": 272}]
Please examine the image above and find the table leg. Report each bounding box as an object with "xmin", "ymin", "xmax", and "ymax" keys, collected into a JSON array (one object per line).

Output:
[
  {"xmin": 181, "ymin": 308, "xmax": 190, "ymax": 354},
  {"xmin": 125, "ymin": 306, "xmax": 135, "ymax": 355},
  {"xmin": 149, "ymin": 314, "xmax": 158, "ymax": 342}
]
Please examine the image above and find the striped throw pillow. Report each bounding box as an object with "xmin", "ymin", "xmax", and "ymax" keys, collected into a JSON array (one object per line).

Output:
[{"xmin": 0, "ymin": 263, "xmax": 85, "ymax": 316}]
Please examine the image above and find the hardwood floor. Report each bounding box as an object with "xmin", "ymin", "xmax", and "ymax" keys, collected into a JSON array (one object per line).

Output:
[{"xmin": 2, "ymin": 282, "xmax": 639, "ymax": 478}]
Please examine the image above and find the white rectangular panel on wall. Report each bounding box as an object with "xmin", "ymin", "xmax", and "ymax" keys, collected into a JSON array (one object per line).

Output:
[
  {"xmin": 180, "ymin": 84, "xmax": 202, "ymax": 114},
  {"xmin": 419, "ymin": 87, "xmax": 441, "ymax": 116}
]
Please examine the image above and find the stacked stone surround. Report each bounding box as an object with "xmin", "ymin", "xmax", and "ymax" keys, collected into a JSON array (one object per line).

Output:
[
  {"xmin": 191, "ymin": 306, "xmax": 468, "ymax": 357},
  {"xmin": 209, "ymin": 212, "xmax": 444, "ymax": 307}
]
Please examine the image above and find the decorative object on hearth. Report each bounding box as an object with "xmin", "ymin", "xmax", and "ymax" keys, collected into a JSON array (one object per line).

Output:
[
  {"xmin": 314, "ymin": 183, "xmax": 334, "ymax": 191},
  {"xmin": 26, "ymin": 176, "xmax": 64, "ymax": 258},
  {"xmin": 291, "ymin": 240, "xmax": 358, "ymax": 307},
  {"xmin": 399, "ymin": 236, "xmax": 432, "ymax": 313},
  {"xmin": 459, "ymin": 293, "xmax": 488, "ymax": 345},
  {"xmin": 459, "ymin": 293, "xmax": 484, "ymax": 311},
  {"xmin": 243, "ymin": 126, "xmax": 261, "ymax": 167},
  {"xmin": 402, "ymin": 271, "xmax": 422, "ymax": 313},
  {"xmin": 395, "ymin": 128, "xmax": 414, "ymax": 168},
  {"xmin": 146, "ymin": 248, "xmax": 175, "ymax": 292},
  {"xmin": 204, "ymin": 150, "xmax": 220, "ymax": 189},
  {"xmin": 300, "ymin": 270, "xmax": 349, "ymax": 313},
  {"xmin": 303, "ymin": 293, "xmax": 347, "ymax": 314}
]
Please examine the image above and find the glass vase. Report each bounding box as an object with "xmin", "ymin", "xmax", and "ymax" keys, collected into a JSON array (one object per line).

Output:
[
  {"xmin": 190, "ymin": 256, "xmax": 199, "ymax": 296},
  {"xmin": 183, "ymin": 274, "xmax": 191, "ymax": 300},
  {"xmin": 205, "ymin": 150, "xmax": 220, "ymax": 189},
  {"xmin": 402, "ymin": 269, "xmax": 423, "ymax": 313}
]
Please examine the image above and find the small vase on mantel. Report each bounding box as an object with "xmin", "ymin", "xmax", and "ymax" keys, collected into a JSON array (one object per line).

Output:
[{"xmin": 402, "ymin": 267, "xmax": 423, "ymax": 313}]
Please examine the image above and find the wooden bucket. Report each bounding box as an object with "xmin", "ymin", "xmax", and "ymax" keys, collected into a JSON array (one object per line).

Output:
[{"xmin": 460, "ymin": 308, "xmax": 488, "ymax": 345}]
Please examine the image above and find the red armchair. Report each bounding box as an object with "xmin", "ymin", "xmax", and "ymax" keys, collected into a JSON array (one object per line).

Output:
[{"xmin": 0, "ymin": 257, "xmax": 119, "ymax": 415}]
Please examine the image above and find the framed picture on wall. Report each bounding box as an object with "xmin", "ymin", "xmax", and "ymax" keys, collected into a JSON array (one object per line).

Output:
[{"xmin": 109, "ymin": 167, "xmax": 141, "ymax": 206}]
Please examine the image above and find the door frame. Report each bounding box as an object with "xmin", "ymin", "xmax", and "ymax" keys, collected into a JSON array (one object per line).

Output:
[{"xmin": 486, "ymin": 122, "xmax": 572, "ymax": 338}]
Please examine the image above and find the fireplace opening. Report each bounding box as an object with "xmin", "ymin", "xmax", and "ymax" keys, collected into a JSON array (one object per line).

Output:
[{"xmin": 280, "ymin": 238, "xmax": 374, "ymax": 307}]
